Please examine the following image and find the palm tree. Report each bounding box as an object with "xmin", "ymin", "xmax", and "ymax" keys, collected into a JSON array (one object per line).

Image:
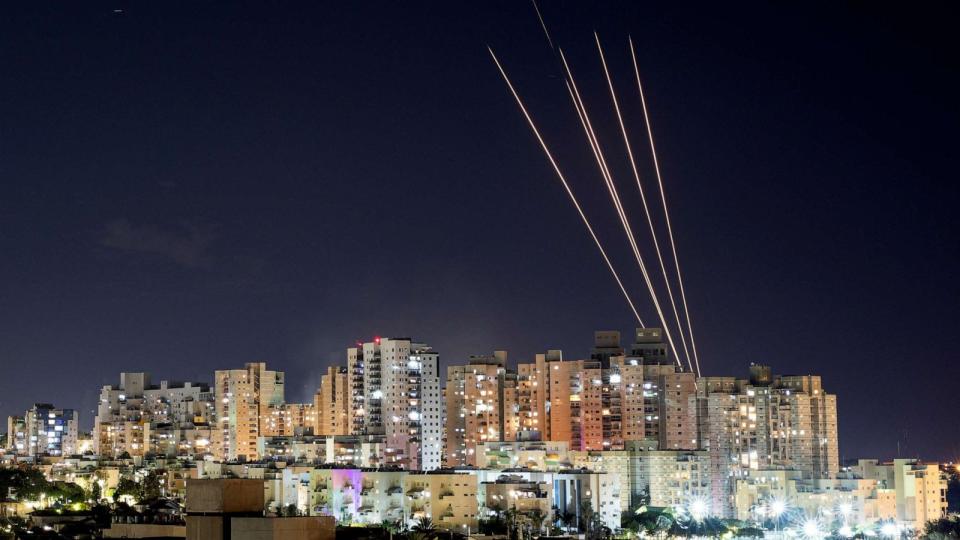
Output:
[
  {"xmin": 525, "ymin": 509, "xmax": 548, "ymax": 536},
  {"xmin": 413, "ymin": 516, "xmax": 437, "ymax": 540},
  {"xmin": 559, "ymin": 511, "xmax": 577, "ymax": 531}
]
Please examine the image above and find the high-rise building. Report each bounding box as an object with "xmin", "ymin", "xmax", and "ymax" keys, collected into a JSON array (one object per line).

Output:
[
  {"xmin": 443, "ymin": 351, "xmax": 519, "ymax": 466},
  {"xmin": 516, "ymin": 349, "xmax": 571, "ymax": 443},
  {"xmin": 591, "ymin": 330, "xmax": 624, "ymax": 366},
  {"xmin": 4, "ymin": 416, "xmax": 26, "ymax": 455},
  {"xmin": 12, "ymin": 403, "xmax": 79, "ymax": 457},
  {"xmin": 314, "ymin": 366, "xmax": 350, "ymax": 436},
  {"xmin": 214, "ymin": 362, "xmax": 285, "ymax": 461},
  {"xmin": 696, "ymin": 366, "xmax": 840, "ymax": 516},
  {"xmin": 610, "ymin": 329, "xmax": 698, "ymax": 450},
  {"xmin": 347, "ymin": 338, "xmax": 442, "ymax": 470},
  {"xmin": 513, "ymin": 329, "xmax": 697, "ymax": 453},
  {"xmin": 94, "ymin": 372, "xmax": 214, "ymax": 458},
  {"xmin": 276, "ymin": 402, "xmax": 317, "ymax": 435}
]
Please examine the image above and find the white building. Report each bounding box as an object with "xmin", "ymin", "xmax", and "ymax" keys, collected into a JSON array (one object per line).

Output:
[
  {"xmin": 18, "ymin": 403, "xmax": 79, "ymax": 457},
  {"xmin": 348, "ymin": 338, "xmax": 442, "ymax": 470},
  {"xmin": 94, "ymin": 372, "xmax": 214, "ymax": 458}
]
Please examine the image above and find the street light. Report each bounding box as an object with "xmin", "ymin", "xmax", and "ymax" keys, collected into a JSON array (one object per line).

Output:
[
  {"xmin": 769, "ymin": 499, "xmax": 787, "ymax": 518},
  {"xmin": 799, "ymin": 517, "xmax": 824, "ymax": 540},
  {"xmin": 689, "ymin": 498, "xmax": 709, "ymax": 522}
]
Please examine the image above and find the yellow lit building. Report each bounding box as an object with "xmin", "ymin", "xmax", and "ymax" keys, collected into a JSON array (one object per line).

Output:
[
  {"xmin": 314, "ymin": 366, "xmax": 350, "ymax": 436},
  {"xmin": 213, "ymin": 362, "xmax": 285, "ymax": 461}
]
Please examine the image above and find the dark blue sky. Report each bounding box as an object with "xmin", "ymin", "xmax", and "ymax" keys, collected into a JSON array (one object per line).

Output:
[{"xmin": 1, "ymin": 2, "xmax": 957, "ymax": 461}]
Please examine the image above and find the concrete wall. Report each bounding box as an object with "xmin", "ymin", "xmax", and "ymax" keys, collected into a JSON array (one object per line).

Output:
[
  {"xmin": 103, "ymin": 523, "xmax": 187, "ymax": 538},
  {"xmin": 187, "ymin": 515, "xmax": 224, "ymax": 540},
  {"xmin": 186, "ymin": 478, "xmax": 264, "ymax": 514},
  {"xmin": 232, "ymin": 516, "xmax": 335, "ymax": 540}
]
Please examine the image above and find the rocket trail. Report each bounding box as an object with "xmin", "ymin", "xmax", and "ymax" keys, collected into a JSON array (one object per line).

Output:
[
  {"xmin": 629, "ymin": 37, "xmax": 702, "ymax": 377},
  {"xmin": 488, "ymin": 47, "xmax": 644, "ymax": 326},
  {"xmin": 594, "ymin": 33, "xmax": 694, "ymax": 374},
  {"xmin": 558, "ymin": 49, "xmax": 685, "ymax": 371},
  {"xmin": 530, "ymin": 0, "xmax": 555, "ymax": 50}
]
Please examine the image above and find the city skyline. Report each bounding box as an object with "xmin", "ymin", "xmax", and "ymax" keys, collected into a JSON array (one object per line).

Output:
[{"xmin": 1, "ymin": 0, "xmax": 958, "ymax": 470}]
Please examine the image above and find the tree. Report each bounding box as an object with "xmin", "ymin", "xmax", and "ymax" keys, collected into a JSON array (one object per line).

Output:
[
  {"xmin": 922, "ymin": 516, "xmax": 960, "ymax": 539},
  {"xmin": 413, "ymin": 517, "xmax": 437, "ymax": 539},
  {"xmin": 479, "ymin": 512, "xmax": 508, "ymax": 535},
  {"xmin": 113, "ymin": 478, "xmax": 140, "ymax": 502},
  {"xmin": 48, "ymin": 481, "xmax": 86, "ymax": 506},
  {"xmin": 736, "ymin": 526, "xmax": 765, "ymax": 538},
  {"xmin": 0, "ymin": 467, "xmax": 50, "ymax": 502},
  {"xmin": 559, "ymin": 510, "xmax": 577, "ymax": 531},
  {"xmin": 381, "ymin": 519, "xmax": 403, "ymax": 535},
  {"xmin": 524, "ymin": 508, "xmax": 548, "ymax": 536},
  {"xmin": 139, "ymin": 470, "xmax": 164, "ymax": 502},
  {"xmin": 947, "ymin": 468, "xmax": 960, "ymax": 515},
  {"xmin": 699, "ymin": 517, "xmax": 729, "ymax": 539},
  {"xmin": 633, "ymin": 509, "xmax": 674, "ymax": 539},
  {"xmin": 89, "ymin": 480, "xmax": 102, "ymax": 503},
  {"xmin": 580, "ymin": 500, "xmax": 609, "ymax": 540}
]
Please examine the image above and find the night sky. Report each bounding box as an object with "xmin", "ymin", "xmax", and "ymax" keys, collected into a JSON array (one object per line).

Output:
[{"xmin": 1, "ymin": 2, "xmax": 958, "ymax": 462}]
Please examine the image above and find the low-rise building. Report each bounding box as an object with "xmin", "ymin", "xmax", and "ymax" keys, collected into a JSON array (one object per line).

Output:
[
  {"xmin": 476, "ymin": 440, "xmax": 569, "ymax": 471},
  {"xmin": 851, "ymin": 459, "xmax": 948, "ymax": 529}
]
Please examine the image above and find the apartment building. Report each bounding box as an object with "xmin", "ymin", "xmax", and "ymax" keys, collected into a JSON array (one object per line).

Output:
[
  {"xmin": 94, "ymin": 372, "xmax": 214, "ymax": 458},
  {"xmin": 443, "ymin": 350, "xmax": 519, "ymax": 466},
  {"xmin": 214, "ymin": 362, "xmax": 285, "ymax": 461},
  {"xmin": 347, "ymin": 338, "xmax": 442, "ymax": 470}
]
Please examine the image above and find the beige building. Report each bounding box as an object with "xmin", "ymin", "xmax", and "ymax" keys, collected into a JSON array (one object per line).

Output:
[
  {"xmin": 314, "ymin": 366, "xmax": 350, "ymax": 436},
  {"xmin": 481, "ymin": 473, "xmax": 553, "ymax": 524},
  {"xmin": 733, "ymin": 469, "xmax": 900, "ymax": 526},
  {"xmin": 512, "ymin": 329, "xmax": 697, "ymax": 454},
  {"xmin": 569, "ymin": 446, "xmax": 710, "ymax": 512},
  {"xmin": 851, "ymin": 459, "xmax": 948, "ymax": 528},
  {"xmin": 305, "ymin": 468, "xmax": 477, "ymax": 530},
  {"xmin": 5, "ymin": 416, "xmax": 26, "ymax": 455},
  {"xmin": 214, "ymin": 363, "xmax": 285, "ymax": 461},
  {"xmin": 404, "ymin": 471, "xmax": 479, "ymax": 531},
  {"xmin": 443, "ymin": 351, "xmax": 518, "ymax": 466},
  {"xmin": 477, "ymin": 440, "xmax": 569, "ymax": 471},
  {"xmin": 258, "ymin": 434, "xmax": 387, "ymax": 467},
  {"xmin": 697, "ymin": 366, "xmax": 840, "ymax": 516}
]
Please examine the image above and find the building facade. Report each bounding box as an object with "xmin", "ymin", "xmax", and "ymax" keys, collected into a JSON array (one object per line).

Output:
[
  {"xmin": 347, "ymin": 338, "xmax": 442, "ymax": 470},
  {"xmin": 443, "ymin": 351, "xmax": 519, "ymax": 466},
  {"xmin": 94, "ymin": 372, "xmax": 214, "ymax": 458},
  {"xmin": 214, "ymin": 363, "xmax": 285, "ymax": 461},
  {"xmin": 315, "ymin": 366, "xmax": 350, "ymax": 436}
]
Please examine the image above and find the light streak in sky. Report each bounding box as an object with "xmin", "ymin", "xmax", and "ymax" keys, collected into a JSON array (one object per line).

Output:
[
  {"xmin": 530, "ymin": 0, "xmax": 554, "ymax": 50},
  {"xmin": 629, "ymin": 36, "xmax": 702, "ymax": 377},
  {"xmin": 558, "ymin": 48, "xmax": 684, "ymax": 370},
  {"xmin": 594, "ymin": 33, "xmax": 693, "ymax": 374},
  {"xmin": 488, "ymin": 47, "xmax": 644, "ymax": 326}
]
